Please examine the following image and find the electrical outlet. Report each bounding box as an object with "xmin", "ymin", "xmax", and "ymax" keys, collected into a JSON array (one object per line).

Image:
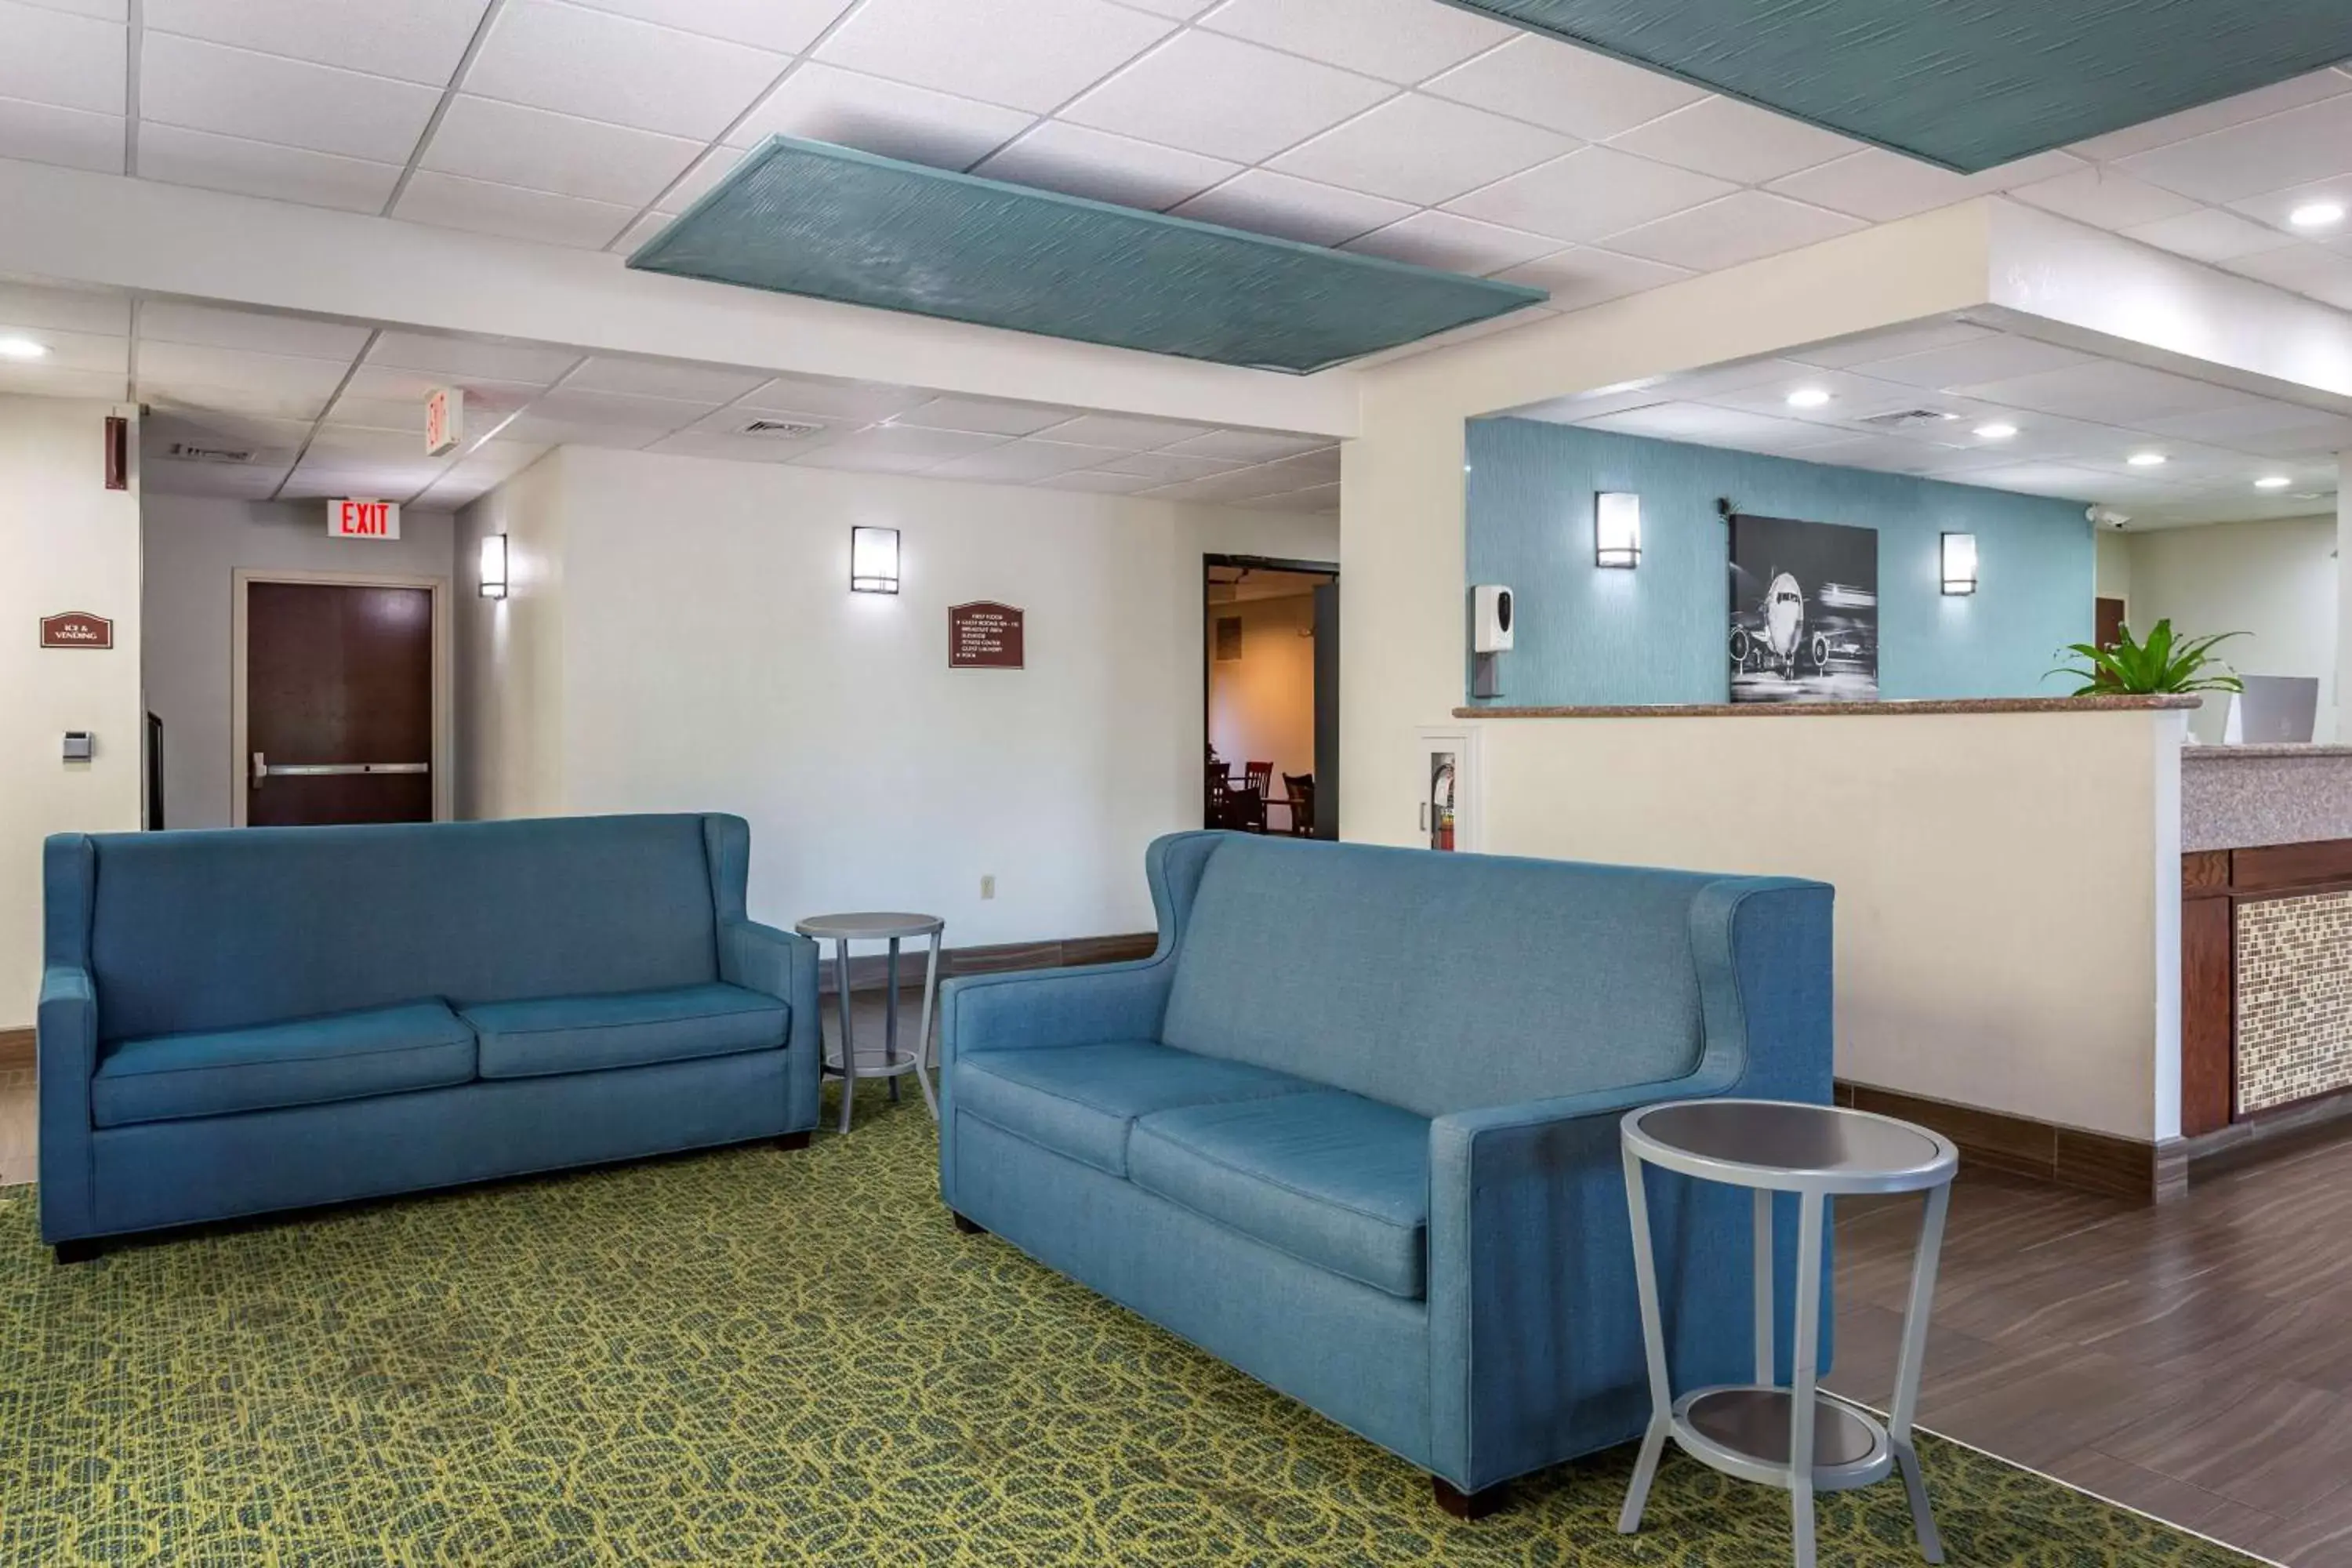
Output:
[{"xmin": 980, "ymin": 874, "xmax": 996, "ymax": 900}]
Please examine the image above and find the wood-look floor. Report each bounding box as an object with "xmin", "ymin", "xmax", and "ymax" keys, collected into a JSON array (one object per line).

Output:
[{"xmin": 1, "ymin": 1017, "xmax": 2347, "ymax": 1563}]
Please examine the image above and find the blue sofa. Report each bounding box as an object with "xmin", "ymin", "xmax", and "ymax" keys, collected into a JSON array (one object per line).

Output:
[
  {"xmin": 939, "ymin": 831, "xmax": 1832, "ymax": 1509},
  {"xmin": 40, "ymin": 813, "xmax": 821, "ymax": 1258}
]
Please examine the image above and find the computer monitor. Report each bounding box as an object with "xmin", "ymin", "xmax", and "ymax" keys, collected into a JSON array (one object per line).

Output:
[{"xmin": 2222, "ymin": 675, "xmax": 2319, "ymax": 745}]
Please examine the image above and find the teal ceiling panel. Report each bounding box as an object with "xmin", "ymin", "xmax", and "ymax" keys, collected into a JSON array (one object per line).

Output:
[
  {"xmin": 626, "ymin": 137, "xmax": 1547, "ymax": 375},
  {"xmin": 1438, "ymin": 0, "xmax": 2352, "ymax": 172}
]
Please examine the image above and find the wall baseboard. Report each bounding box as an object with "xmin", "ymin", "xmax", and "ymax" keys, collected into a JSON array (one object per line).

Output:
[
  {"xmin": 2169, "ymin": 1085, "xmax": 2352, "ymax": 1184},
  {"xmin": 0, "ymin": 1027, "xmax": 31, "ymax": 1069},
  {"xmin": 1834, "ymin": 1080, "xmax": 2172, "ymax": 1205},
  {"xmin": 815, "ymin": 932, "xmax": 1156, "ymax": 995}
]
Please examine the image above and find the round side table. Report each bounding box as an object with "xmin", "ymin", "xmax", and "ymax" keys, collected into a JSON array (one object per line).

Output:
[
  {"xmin": 793, "ymin": 913, "xmax": 943, "ymax": 1133},
  {"xmin": 1617, "ymin": 1098, "xmax": 1957, "ymax": 1568}
]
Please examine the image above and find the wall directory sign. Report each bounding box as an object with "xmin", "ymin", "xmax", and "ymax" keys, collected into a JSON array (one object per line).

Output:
[
  {"xmin": 328, "ymin": 498, "xmax": 401, "ymax": 539},
  {"xmin": 949, "ymin": 601, "xmax": 1025, "ymax": 669},
  {"xmin": 39, "ymin": 611, "xmax": 114, "ymax": 649}
]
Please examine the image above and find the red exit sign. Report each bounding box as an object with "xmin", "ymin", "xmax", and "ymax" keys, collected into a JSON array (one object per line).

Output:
[{"xmin": 328, "ymin": 498, "xmax": 401, "ymax": 539}]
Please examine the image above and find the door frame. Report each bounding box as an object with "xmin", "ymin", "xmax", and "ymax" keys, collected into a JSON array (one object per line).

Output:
[
  {"xmin": 230, "ymin": 567, "xmax": 453, "ymax": 827},
  {"xmin": 1201, "ymin": 553, "xmax": 1338, "ymax": 833}
]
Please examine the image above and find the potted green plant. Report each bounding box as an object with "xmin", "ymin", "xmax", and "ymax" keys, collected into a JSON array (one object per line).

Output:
[{"xmin": 2049, "ymin": 619, "xmax": 2245, "ymax": 695}]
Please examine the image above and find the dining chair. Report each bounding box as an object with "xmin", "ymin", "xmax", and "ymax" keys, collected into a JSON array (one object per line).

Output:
[{"xmin": 1283, "ymin": 772, "xmax": 1316, "ymax": 837}]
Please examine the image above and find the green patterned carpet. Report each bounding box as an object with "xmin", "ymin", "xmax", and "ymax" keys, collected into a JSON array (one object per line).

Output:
[{"xmin": 0, "ymin": 1088, "xmax": 2267, "ymax": 1566}]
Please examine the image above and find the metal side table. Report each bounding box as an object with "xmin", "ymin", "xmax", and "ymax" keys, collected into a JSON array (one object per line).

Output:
[
  {"xmin": 793, "ymin": 913, "xmax": 943, "ymax": 1133},
  {"xmin": 1617, "ymin": 1098, "xmax": 1958, "ymax": 1568}
]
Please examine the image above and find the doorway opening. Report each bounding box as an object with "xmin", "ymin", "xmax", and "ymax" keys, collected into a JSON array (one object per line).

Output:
[
  {"xmin": 1204, "ymin": 555, "xmax": 1338, "ymax": 839},
  {"xmin": 230, "ymin": 568, "xmax": 451, "ymax": 827}
]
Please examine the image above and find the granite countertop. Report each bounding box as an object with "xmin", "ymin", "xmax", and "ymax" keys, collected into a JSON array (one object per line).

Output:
[
  {"xmin": 2183, "ymin": 744, "xmax": 2352, "ymax": 760},
  {"xmin": 1455, "ymin": 695, "xmax": 2203, "ymax": 719}
]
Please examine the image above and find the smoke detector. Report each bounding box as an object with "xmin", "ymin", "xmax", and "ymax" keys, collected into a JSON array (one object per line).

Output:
[{"xmin": 735, "ymin": 418, "xmax": 825, "ymax": 439}]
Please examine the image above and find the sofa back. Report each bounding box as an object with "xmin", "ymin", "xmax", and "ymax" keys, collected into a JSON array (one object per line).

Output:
[
  {"xmin": 56, "ymin": 814, "xmax": 731, "ymax": 1040},
  {"xmin": 1159, "ymin": 834, "xmax": 1757, "ymax": 1119}
]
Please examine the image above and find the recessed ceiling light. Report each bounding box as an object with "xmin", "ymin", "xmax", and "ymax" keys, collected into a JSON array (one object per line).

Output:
[
  {"xmin": 2255, "ymin": 475, "xmax": 2293, "ymax": 489},
  {"xmin": 2127, "ymin": 452, "xmax": 2168, "ymax": 467},
  {"xmin": 1785, "ymin": 387, "xmax": 1833, "ymax": 409},
  {"xmin": 1973, "ymin": 422, "xmax": 2017, "ymax": 440},
  {"xmin": 2288, "ymin": 201, "xmax": 2346, "ymax": 230},
  {"xmin": 0, "ymin": 336, "xmax": 49, "ymax": 361}
]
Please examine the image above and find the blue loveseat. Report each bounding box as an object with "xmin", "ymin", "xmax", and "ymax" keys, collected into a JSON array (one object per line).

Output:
[
  {"xmin": 939, "ymin": 831, "xmax": 1832, "ymax": 1508},
  {"xmin": 40, "ymin": 813, "xmax": 821, "ymax": 1258}
]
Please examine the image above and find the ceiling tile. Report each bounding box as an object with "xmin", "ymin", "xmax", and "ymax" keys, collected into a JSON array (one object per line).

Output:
[
  {"xmin": 1239, "ymin": 446, "xmax": 1341, "ymax": 486},
  {"xmin": 735, "ymin": 372, "xmax": 930, "ymax": 421},
  {"xmin": 369, "ymin": 331, "xmax": 580, "ymax": 383},
  {"xmin": 2226, "ymin": 177, "xmax": 2352, "ymax": 241},
  {"xmin": 2140, "ymin": 400, "xmax": 2352, "ymax": 443},
  {"xmin": 141, "ymin": 0, "xmax": 489, "ymax": 85},
  {"xmin": 790, "ymin": 423, "xmax": 1008, "ymax": 471},
  {"xmin": 528, "ymin": 385, "xmax": 715, "ymax": 429},
  {"xmin": 1237, "ymin": 481, "xmax": 1338, "ymax": 512},
  {"xmin": 973, "ymin": 122, "xmax": 1237, "ymax": 211},
  {"xmin": 137, "ymin": 339, "xmax": 352, "ymax": 397},
  {"xmin": 495, "ymin": 413, "xmax": 665, "ymax": 448},
  {"xmin": 1117, "ymin": 0, "xmax": 1214, "ymax": 15},
  {"xmin": 0, "ymin": 323, "xmax": 122, "ymax": 372},
  {"xmin": 898, "ymin": 395, "xmax": 1077, "ymax": 436},
  {"xmin": 393, "ymin": 169, "xmax": 637, "ymax": 248},
  {"xmin": 0, "ymin": 361, "xmax": 127, "ymax": 398},
  {"xmin": 16, "ymin": 0, "xmax": 125, "ymax": 19},
  {"xmin": 463, "ymin": 0, "xmax": 786, "ymax": 140},
  {"xmin": 658, "ymin": 146, "xmax": 746, "ymax": 209},
  {"xmin": 0, "ymin": 0, "xmax": 123, "ymax": 114},
  {"xmin": 1958, "ymin": 361, "xmax": 2261, "ymax": 423},
  {"xmin": 1094, "ymin": 448, "xmax": 1247, "ymax": 481},
  {"xmin": 1421, "ymin": 33, "xmax": 1704, "ymax": 143},
  {"xmin": 1059, "ymin": 29, "xmax": 1392, "ymax": 164},
  {"xmin": 1195, "ymin": 0, "xmax": 1515, "ymax": 85},
  {"xmin": 420, "ymin": 96, "xmax": 702, "ymax": 207},
  {"xmin": 2068, "ymin": 69, "xmax": 2352, "ymax": 162},
  {"xmin": 1842, "ymin": 334, "xmax": 2097, "ymax": 388},
  {"xmin": 1163, "ymin": 430, "xmax": 1334, "ymax": 463},
  {"xmin": 1946, "ymin": 460, "xmax": 2128, "ymax": 499},
  {"xmin": 1767, "ymin": 147, "xmax": 2084, "ymax": 223},
  {"xmin": 139, "ymin": 301, "xmax": 370, "ymax": 358},
  {"xmin": 323, "ymin": 394, "xmax": 444, "ymax": 433},
  {"xmin": 1033, "ymin": 412, "xmax": 1214, "ymax": 449},
  {"xmin": 2008, "ymin": 167, "xmax": 2205, "ymax": 230},
  {"xmin": 2221, "ymin": 242, "xmax": 2352, "ymax": 310},
  {"xmin": 561, "ymin": 0, "xmax": 851, "ymax": 54},
  {"xmin": 1605, "ymin": 96, "xmax": 1856, "ymax": 184},
  {"xmin": 141, "ymin": 34, "xmax": 439, "ymax": 162},
  {"xmin": 644, "ymin": 429, "xmax": 823, "ymax": 464},
  {"xmin": 2116, "ymin": 94, "xmax": 2352, "ymax": 205},
  {"xmin": 1602, "ymin": 191, "xmax": 1862, "ymax": 271},
  {"xmin": 1166, "ymin": 168, "xmax": 1410, "ymax": 246},
  {"xmin": 1446, "ymin": 146, "xmax": 1735, "ymax": 244},
  {"xmin": 726, "ymin": 63, "xmax": 1030, "ymax": 168},
  {"xmin": 136, "ymin": 122, "xmax": 401, "ymax": 212},
  {"xmin": 1342, "ymin": 209, "xmax": 1559, "ymax": 274},
  {"xmin": 1577, "ymin": 401, "xmax": 1854, "ymax": 449},
  {"xmin": 143, "ymin": 459, "xmax": 294, "ymax": 499},
  {"xmin": 2120, "ymin": 207, "xmax": 2299, "ymax": 263},
  {"xmin": 1036, "ymin": 467, "xmax": 1160, "ymax": 493},
  {"xmin": 1488, "ymin": 245, "xmax": 1692, "ymax": 310},
  {"xmin": 611, "ymin": 212, "xmax": 676, "ymax": 253},
  {"xmin": 564, "ymin": 356, "xmax": 768, "ymax": 402},
  {"xmin": 816, "ymin": 0, "xmax": 1171, "ymax": 114},
  {"xmin": 927, "ymin": 438, "xmax": 1132, "ymax": 481},
  {"xmin": 0, "ymin": 280, "xmax": 128, "ymax": 335},
  {"xmin": 1789, "ymin": 320, "xmax": 1994, "ymax": 369},
  {"xmin": 1270, "ymin": 93, "xmax": 1571, "ymax": 207},
  {"xmin": 0, "ymin": 94, "xmax": 121, "ymax": 172}
]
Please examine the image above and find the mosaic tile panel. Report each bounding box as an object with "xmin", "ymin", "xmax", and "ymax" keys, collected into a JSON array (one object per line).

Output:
[{"xmin": 2237, "ymin": 889, "xmax": 2352, "ymax": 1112}]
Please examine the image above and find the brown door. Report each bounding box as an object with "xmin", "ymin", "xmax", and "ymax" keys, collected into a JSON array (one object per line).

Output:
[
  {"xmin": 246, "ymin": 581, "xmax": 434, "ymax": 826},
  {"xmin": 2095, "ymin": 596, "xmax": 2128, "ymax": 650}
]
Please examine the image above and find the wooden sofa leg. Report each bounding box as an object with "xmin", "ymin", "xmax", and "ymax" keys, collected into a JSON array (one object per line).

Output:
[
  {"xmin": 1432, "ymin": 1478, "xmax": 1508, "ymax": 1520},
  {"xmin": 951, "ymin": 1213, "xmax": 987, "ymax": 1236},
  {"xmin": 53, "ymin": 1237, "xmax": 106, "ymax": 1265},
  {"xmin": 775, "ymin": 1131, "xmax": 813, "ymax": 1152}
]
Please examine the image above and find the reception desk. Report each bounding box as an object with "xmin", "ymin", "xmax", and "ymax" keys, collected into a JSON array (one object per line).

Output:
[{"xmin": 2180, "ymin": 745, "xmax": 2352, "ymax": 1142}]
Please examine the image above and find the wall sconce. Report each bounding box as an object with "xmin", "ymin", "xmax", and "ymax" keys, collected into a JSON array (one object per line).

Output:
[
  {"xmin": 1595, "ymin": 492, "xmax": 1642, "ymax": 568},
  {"xmin": 1940, "ymin": 532, "xmax": 1978, "ymax": 596},
  {"xmin": 478, "ymin": 532, "xmax": 508, "ymax": 599},
  {"xmin": 851, "ymin": 525, "xmax": 900, "ymax": 594}
]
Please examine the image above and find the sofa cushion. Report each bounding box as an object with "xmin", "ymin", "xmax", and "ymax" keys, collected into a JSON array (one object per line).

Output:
[
  {"xmin": 91, "ymin": 1000, "xmax": 475, "ymax": 1129},
  {"xmin": 953, "ymin": 1041, "xmax": 1314, "ymax": 1177},
  {"xmin": 1128, "ymin": 1090, "xmax": 1430, "ymax": 1300},
  {"xmin": 464, "ymin": 983, "xmax": 786, "ymax": 1079}
]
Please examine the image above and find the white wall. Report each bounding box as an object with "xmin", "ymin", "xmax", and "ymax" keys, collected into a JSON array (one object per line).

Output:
[
  {"xmin": 0, "ymin": 397, "xmax": 143, "ymax": 1027},
  {"xmin": 458, "ymin": 446, "xmax": 1337, "ymax": 946},
  {"xmin": 455, "ymin": 456, "xmax": 566, "ymax": 819},
  {"xmin": 141, "ymin": 495, "xmax": 456, "ymax": 829},
  {"xmin": 2122, "ymin": 515, "xmax": 2339, "ymax": 742},
  {"xmin": 1472, "ymin": 706, "xmax": 2186, "ymax": 1141}
]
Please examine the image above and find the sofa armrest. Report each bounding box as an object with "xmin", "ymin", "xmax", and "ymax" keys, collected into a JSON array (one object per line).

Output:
[
  {"xmin": 37, "ymin": 964, "xmax": 99, "ymax": 1242},
  {"xmin": 719, "ymin": 919, "xmax": 822, "ymax": 1132},
  {"xmin": 939, "ymin": 955, "xmax": 1174, "ymax": 1064}
]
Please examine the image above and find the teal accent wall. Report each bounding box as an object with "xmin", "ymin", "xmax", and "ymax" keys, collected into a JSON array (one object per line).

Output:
[{"xmin": 1465, "ymin": 418, "xmax": 2095, "ymax": 706}]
